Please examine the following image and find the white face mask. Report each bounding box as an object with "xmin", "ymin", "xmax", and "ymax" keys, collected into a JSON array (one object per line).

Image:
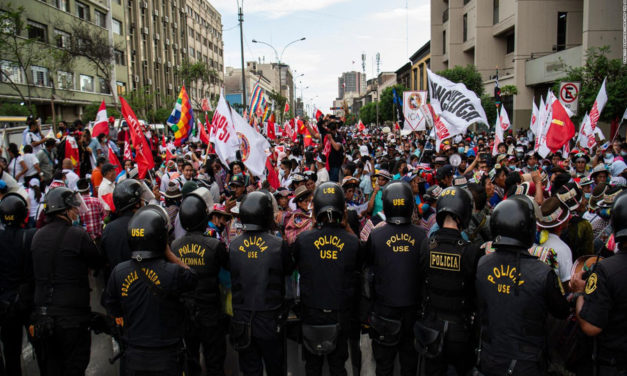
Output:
[{"xmin": 307, "ymin": 202, "xmax": 313, "ymax": 211}]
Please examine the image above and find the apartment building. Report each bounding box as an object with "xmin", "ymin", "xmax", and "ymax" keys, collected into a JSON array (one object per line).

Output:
[
  {"xmin": 410, "ymin": 41, "xmax": 430, "ymax": 92},
  {"xmin": 430, "ymin": 0, "xmax": 622, "ymax": 129}
]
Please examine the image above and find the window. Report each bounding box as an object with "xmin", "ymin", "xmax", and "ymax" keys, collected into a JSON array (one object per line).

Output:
[
  {"xmin": 463, "ymin": 14, "xmax": 467, "ymax": 42},
  {"xmin": 419, "ymin": 64, "xmax": 425, "ymax": 90},
  {"xmin": 112, "ymin": 19, "xmax": 122, "ymax": 35},
  {"xmin": 95, "ymin": 10, "xmax": 106, "ymax": 27},
  {"xmin": 116, "ymin": 81, "xmax": 126, "ymax": 95},
  {"xmin": 31, "ymin": 66, "xmax": 50, "ymax": 86},
  {"xmin": 506, "ymin": 33, "xmax": 515, "ymax": 54},
  {"xmin": 493, "ymin": 0, "xmax": 499, "ymax": 24},
  {"xmin": 57, "ymin": 71, "xmax": 74, "ymax": 89},
  {"xmin": 27, "ymin": 20, "xmax": 47, "ymax": 42},
  {"xmin": 76, "ymin": 2, "xmax": 90, "ymax": 21},
  {"xmin": 54, "ymin": 29, "xmax": 70, "ymax": 48},
  {"xmin": 442, "ymin": 30, "xmax": 446, "ymax": 54},
  {"xmin": 189, "ymin": 47, "xmax": 194, "ymax": 56},
  {"xmin": 55, "ymin": 0, "xmax": 69, "ymax": 12},
  {"xmin": 99, "ymin": 77, "xmax": 110, "ymax": 93},
  {"xmin": 80, "ymin": 74, "xmax": 94, "ymax": 91},
  {"xmin": 463, "ymin": 0, "xmax": 471, "ymax": 4},
  {"xmin": 557, "ymin": 12, "xmax": 567, "ymax": 51},
  {"xmin": 114, "ymin": 49, "xmax": 125, "ymax": 65},
  {"xmin": 0, "ymin": 60, "xmax": 24, "ymax": 84}
]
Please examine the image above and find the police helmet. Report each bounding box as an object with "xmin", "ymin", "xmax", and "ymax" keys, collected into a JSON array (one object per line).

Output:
[
  {"xmin": 435, "ymin": 186, "xmax": 472, "ymax": 229},
  {"xmin": 44, "ymin": 187, "xmax": 82, "ymax": 215},
  {"xmin": 312, "ymin": 182, "xmax": 345, "ymax": 223},
  {"xmin": 239, "ymin": 191, "xmax": 274, "ymax": 231},
  {"xmin": 382, "ymin": 181, "xmax": 414, "ymax": 225},
  {"xmin": 612, "ymin": 190, "xmax": 627, "ymax": 243},
  {"xmin": 127, "ymin": 205, "xmax": 169, "ymax": 260},
  {"xmin": 179, "ymin": 187, "xmax": 214, "ymax": 232},
  {"xmin": 113, "ymin": 179, "xmax": 144, "ymax": 213},
  {"xmin": 0, "ymin": 193, "xmax": 27, "ymax": 227},
  {"xmin": 491, "ymin": 195, "xmax": 536, "ymax": 249}
]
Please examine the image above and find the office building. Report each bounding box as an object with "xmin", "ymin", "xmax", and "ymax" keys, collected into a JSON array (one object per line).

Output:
[{"xmin": 338, "ymin": 71, "xmax": 367, "ymax": 99}]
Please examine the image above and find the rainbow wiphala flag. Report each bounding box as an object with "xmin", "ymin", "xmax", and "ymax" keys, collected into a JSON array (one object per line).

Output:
[{"xmin": 167, "ymin": 85, "xmax": 195, "ymax": 146}]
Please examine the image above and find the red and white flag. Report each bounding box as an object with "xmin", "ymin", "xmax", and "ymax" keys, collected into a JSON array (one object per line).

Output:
[
  {"xmin": 357, "ymin": 120, "xmax": 365, "ymax": 132},
  {"xmin": 265, "ymin": 157, "xmax": 280, "ymax": 189},
  {"xmin": 199, "ymin": 114, "xmax": 210, "ymax": 145},
  {"xmin": 108, "ymin": 146, "xmax": 123, "ymax": 175},
  {"xmin": 120, "ymin": 97, "xmax": 154, "ymax": 179},
  {"xmin": 492, "ymin": 106, "xmax": 511, "ymax": 156},
  {"xmin": 537, "ymin": 91, "xmax": 557, "ymax": 158},
  {"xmin": 210, "ymin": 92, "xmax": 239, "ymax": 166},
  {"xmin": 92, "ymin": 100, "xmax": 109, "ymax": 138},
  {"xmin": 315, "ymin": 108, "xmax": 323, "ymax": 121},
  {"xmin": 64, "ymin": 135, "xmax": 80, "ymax": 175},
  {"xmin": 530, "ymin": 99, "xmax": 539, "ymax": 135},
  {"xmin": 546, "ymin": 99, "xmax": 576, "ymax": 152},
  {"xmin": 267, "ymin": 120, "xmax": 276, "ymax": 140},
  {"xmin": 284, "ymin": 102, "xmax": 290, "ymax": 113},
  {"xmin": 588, "ymin": 78, "xmax": 608, "ymax": 131},
  {"xmin": 201, "ymin": 98, "xmax": 212, "ymax": 112}
]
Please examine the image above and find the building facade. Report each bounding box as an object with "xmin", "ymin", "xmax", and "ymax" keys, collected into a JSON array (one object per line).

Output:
[
  {"xmin": 410, "ymin": 41, "xmax": 430, "ymax": 92},
  {"xmin": 430, "ymin": 0, "xmax": 622, "ymax": 129},
  {"xmin": 337, "ymin": 71, "xmax": 366, "ymax": 99}
]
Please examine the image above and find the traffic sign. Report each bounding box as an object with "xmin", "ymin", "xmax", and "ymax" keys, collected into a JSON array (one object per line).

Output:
[{"xmin": 559, "ymin": 82, "xmax": 580, "ymax": 115}]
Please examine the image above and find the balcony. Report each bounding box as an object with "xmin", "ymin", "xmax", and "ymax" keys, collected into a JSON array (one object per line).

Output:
[
  {"xmin": 442, "ymin": 8, "xmax": 448, "ymax": 23},
  {"xmin": 525, "ymin": 45, "xmax": 582, "ymax": 86}
]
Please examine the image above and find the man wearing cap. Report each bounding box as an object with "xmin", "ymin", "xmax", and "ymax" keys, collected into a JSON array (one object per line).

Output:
[
  {"xmin": 315, "ymin": 155, "xmax": 329, "ymax": 185},
  {"xmin": 160, "ymin": 160, "xmax": 179, "ymax": 193},
  {"xmin": 163, "ymin": 182, "xmax": 183, "ymax": 233},
  {"xmin": 436, "ymin": 165, "xmax": 455, "ymax": 188},
  {"xmin": 571, "ymin": 153, "xmax": 590, "ymax": 179},
  {"xmin": 557, "ymin": 183, "xmax": 594, "ymax": 260},
  {"xmin": 592, "ymin": 186, "xmax": 625, "ymax": 256},
  {"xmin": 225, "ymin": 174, "xmax": 247, "ymax": 215},
  {"xmin": 36, "ymin": 138, "xmax": 57, "ymax": 184},
  {"xmin": 522, "ymin": 152, "xmax": 539, "ymax": 174},
  {"xmin": 98, "ymin": 163, "xmax": 117, "ymax": 213},
  {"xmin": 536, "ymin": 197, "xmax": 574, "ymax": 288},
  {"xmin": 367, "ymin": 170, "xmax": 392, "ymax": 222},
  {"xmin": 207, "ymin": 204, "xmax": 232, "ymax": 241},
  {"xmin": 77, "ymin": 178, "xmax": 105, "ymax": 243}
]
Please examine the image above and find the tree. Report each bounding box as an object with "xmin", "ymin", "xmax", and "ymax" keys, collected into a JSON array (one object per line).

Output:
[
  {"xmin": 554, "ymin": 46, "xmax": 627, "ymax": 123},
  {"xmin": 378, "ymin": 84, "xmax": 408, "ymax": 123},
  {"xmin": 177, "ymin": 59, "xmax": 218, "ymax": 108},
  {"xmin": 436, "ymin": 65, "xmax": 485, "ymax": 97},
  {"xmin": 82, "ymin": 102, "xmax": 120, "ymax": 124},
  {"xmin": 268, "ymin": 90, "xmax": 287, "ymax": 122},
  {"xmin": 481, "ymin": 95, "xmax": 497, "ymax": 128},
  {"xmin": 359, "ymin": 102, "xmax": 377, "ymax": 125},
  {"xmin": 0, "ymin": 102, "xmax": 36, "ymax": 116},
  {"xmin": 344, "ymin": 113, "xmax": 357, "ymax": 126}
]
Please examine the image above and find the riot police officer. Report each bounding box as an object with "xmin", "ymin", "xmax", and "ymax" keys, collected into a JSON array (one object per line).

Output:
[
  {"xmin": 476, "ymin": 196, "xmax": 570, "ymax": 375},
  {"xmin": 171, "ymin": 187, "xmax": 229, "ymax": 376},
  {"xmin": 571, "ymin": 190, "xmax": 627, "ymax": 375},
  {"xmin": 416, "ymin": 186, "xmax": 483, "ymax": 375},
  {"xmin": 31, "ymin": 187, "xmax": 103, "ymax": 375},
  {"xmin": 293, "ymin": 182, "xmax": 361, "ymax": 376},
  {"xmin": 228, "ymin": 191, "xmax": 292, "ymax": 376},
  {"xmin": 0, "ymin": 193, "xmax": 36, "ymax": 376},
  {"xmin": 366, "ymin": 181, "xmax": 427, "ymax": 376},
  {"xmin": 101, "ymin": 179, "xmax": 147, "ymax": 272},
  {"xmin": 102, "ymin": 205, "xmax": 197, "ymax": 376}
]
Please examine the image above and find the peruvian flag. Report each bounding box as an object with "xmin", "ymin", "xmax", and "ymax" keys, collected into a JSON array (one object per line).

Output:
[
  {"xmin": 267, "ymin": 120, "xmax": 276, "ymax": 140},
  {"xmin": 296, "ymin": 118, "xmax": 306, "ymax": 135},
  {"xmin": 124, "ymin": 136, "xmax": 132, "ymax": 161},
  {"xmin": 108, "ymin": 146, "xmax": 123, "ymax": 175},
  {"xmin": 284, "ymin": 101, "xmax": 290, "ymax": 113},
  {"xmin": 315, "ymin": 108, "xmax": 323, "ymax": 121},
  {"xmin": 546, "ymin": 99, "xmax": 576, "ymax": 152},
  {"xmin": 265, "ymin": 157, "xmax": 280, "ymax": 189},
  {"xmin": 284, "ymin": 121, "xmax": 294, "ymax": 140},
  {"xmin": 323, "ymin": 134, "xmax": 332, "ymax": 170},
  {"xmin": 64, "ymin": 135, "xmax": 80, "ymax": 174},
  {"xmin": 199, "ymin": 115, "xmax": 210, "ymax": 145},
  {"xmin": 492, "ymin": 106, "xmax": 511, "ymax": 156},
  {"xmin": 92, "ymin": 100, "xmax": 109, "ymax": 138},
  {"xmin": 357, "ymin": 120, "xmax": 365, "ymax": 132},
  {"xmin": 588, "ymin": 78, "xmax": 608, "ymax": 131},
  {"xmin": 120, "ymin": 97, "xmax": 155, "ymax": 179}
]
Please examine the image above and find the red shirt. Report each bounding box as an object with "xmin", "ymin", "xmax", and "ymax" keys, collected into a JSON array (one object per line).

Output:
[{"xmin": 80, "ymin": 195, "xmax": 105, "ymax": 239}]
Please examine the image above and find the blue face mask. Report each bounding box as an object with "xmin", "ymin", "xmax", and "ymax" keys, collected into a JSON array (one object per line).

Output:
[
  {"xmin": 72, "ymin": 218, "xmax": 81, "ymax": 226},
  {"xmin": 458, "ymin": 147, "xmax": 465, "ymax": 154},
  {"xmin": 605, "ymin": 153, "xmax": 614, "ymax": 160},
  {"xmin": 509, "ymin": 165, "xmax": 516, "ymax": 171},
  {"xmin": 584, "ymin": 192, "xmax": 591, "ymax": 200}
]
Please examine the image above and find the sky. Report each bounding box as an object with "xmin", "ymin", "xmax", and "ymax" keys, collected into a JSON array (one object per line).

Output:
[{"xmin": 212, "ymin": 0, "xmax": 431, "ymax": 115}]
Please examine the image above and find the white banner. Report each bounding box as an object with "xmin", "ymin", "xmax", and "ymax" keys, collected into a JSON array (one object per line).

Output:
[
  {"xmin": 231, "ymin": 109, "xmax": 271, "ymax": 177},
  {"xmin": 427, "ymin": 69, "xmax": 489, "ymax": 138},
  {"xmin": 403, "ymin": 91, "xmax": 428, "ymax": 131},
  {"xmin": 210, "ymin": 93, "xmax": 240, "ymax": 166},
  {"xmin": 588, "ymin": 78, "xmax": 608, "ymax": 131}
]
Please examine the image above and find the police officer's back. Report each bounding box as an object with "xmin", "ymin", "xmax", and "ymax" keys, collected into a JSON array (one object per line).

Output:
[
  {"xmin": 0, "ymin": 194, "xmax": 36, "ymax": 376},
  {"xmin": 228, "ymin": 191, "xmax": 291, "ymax": 376},
  {"xmin": 416, "ymin": 186, "xmax": 483, "ymax": 375},
  {"xmin": 366, "ymin": 182, "xmax": 426, "ymax": 376},
  {"xmin": 293, "ymin": 182, "xmax": 361, "ymax": 376},
  {"xmin": 476, "ymin": 196, "xmax": 569, "ymax": 375},
  {"xmin": 31, "ymin": 187, "xmax": 103, "ymax": 376},
  {"xmin": 103, "ymin": 205, "xmax": 197, "ymax": 375},
  {"xmin": 572, "ymin": 190, "xmax": 627, "ymax": 375},
  {"xmin": 171, "ymin": 187, "xmax": 228, "ymax": 376}
]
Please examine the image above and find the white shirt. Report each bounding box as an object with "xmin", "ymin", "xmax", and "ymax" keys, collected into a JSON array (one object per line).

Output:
[
  {"xmin": 27, "ymin": 188, "xmax": 42, "ymax": 218},
  {"xmin": 8, "ymin": 156, "xmax": 25, "ymax": 182},
  {"xmin": 63, "ymin": 169, "xmax": 80, "ymax": 191},
  {"xmin": 22, "ymin": 153, "xmax": 39, "ymax": 177},
  {"xmin": 25, "ymin": 132, "xmax": 43, "ymax": 153},
  {"xmin": 98, "ymin": 177, "xmax": 116, "ymax": 211},
  {"xmin": 542, "ymin": 233, "xmax": 573, "ymax": 283},
  {"xmin": 316, "ymin": 168, "xmax": 329, "ymax": 185}
]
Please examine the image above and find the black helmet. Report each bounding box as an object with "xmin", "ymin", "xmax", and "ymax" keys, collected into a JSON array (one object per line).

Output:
[
  {"xmin": 179, "ymin": 187, "xmax": 214, "ymax": 232},
  {"xmin": 44, "ymin": 187, "xmax": 81, "ymax": 215},
  {"xmin": 127, "ymin": 205, "xmax": 169, "ymax": 260},
  {"xmin": 491, "ymin": 195, "xmax": 536, "ymax": 249},
  {"xmin": 113, "ymin": 179, "xmax": 144, "ymax": 213},
  {"xmin": 435, "ymin": 186, "xmax": 472, "ymax": 229},
  {"xmin": 0, "ymin": 193, "xmax": 27, "ymax": 226},
  {"xmin": 313, "ymin": 182, "xmax": 345, "ymax": 223},
  {"xmin": 382, "ymin": 181, "xmax": 414, "ymax": 225},
  {"xmin": 239, "ymin": 191, "xmax": 273, "ymax": 231},
  {"xmin": 612, "ymin": 190, "xmax": 627, "ymax": 243}
]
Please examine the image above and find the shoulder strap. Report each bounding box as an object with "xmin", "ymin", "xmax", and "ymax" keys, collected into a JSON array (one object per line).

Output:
[{"xmin": 131, "ymin": 260, "xmax": 177, "ymax": 301}]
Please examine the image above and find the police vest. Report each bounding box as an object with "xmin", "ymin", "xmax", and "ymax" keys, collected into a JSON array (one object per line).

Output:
[
  {"xmin": 476, "ymin": 250, "xmax": 550, "ymax": 362},
  {"xmin": 296, "ymin": 225, "xmax": 359, "ymax": 311},
  {"xmin": 422, "ymin": 231, "xmax": 474, "ymax": 321},
  {"xmin": 171, "ymin": 232, "xmax": 222, "ymax": 306},
  {"xmin": 229, "ymin": 231, "xmax": 284, "ymax": 312},
  {"xmin": 370, "ymin": 223, "xmax": 425, "ymax": 307}
]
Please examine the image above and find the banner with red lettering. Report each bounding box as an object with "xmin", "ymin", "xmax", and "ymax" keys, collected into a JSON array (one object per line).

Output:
[
  {"xmin": 210, "ymin": 93, "xmax": 239, "ymax": 166},
  {"xmin": 120, "ymin": 97, "xmax": 154, "ymax": 179}
]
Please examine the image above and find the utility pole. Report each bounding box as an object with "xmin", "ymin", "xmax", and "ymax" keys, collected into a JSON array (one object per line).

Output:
[
  {"xmin": 238, "ymin": 5, "xmax": 247, "ymax": 109},
  {"xmin": 376, "ymin": 52, "xmax": 380, "ymax": 125}
]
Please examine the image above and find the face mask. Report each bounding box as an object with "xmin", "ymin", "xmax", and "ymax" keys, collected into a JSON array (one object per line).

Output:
[
  {"xmin": 307, "ymin": 202, "xmax": 313, "ymax": 211},
  {"xmin": 72, "ymin": 218, "xmax": 81, "ymax": 226},
  {"xmin": 279, "ymin": 169, "xmax": 285, "ymax": 177},
  {"xmin": 395, "ymin": 156, "xmax": 401, "ymax": 161},
  {"xmin": 584, "ymin": 192, "xmax": 591, "ymax": 200},
  {"xmin": 621, "ymin": 151, "xmax": 627, "ymax": 157},
  {"xmin": 458, "ymin": 147, "xmax": 465, "ymax": 154},
  {"xmin": 605, "ymin": 153, "xmax": 613, "ymax": 159}
]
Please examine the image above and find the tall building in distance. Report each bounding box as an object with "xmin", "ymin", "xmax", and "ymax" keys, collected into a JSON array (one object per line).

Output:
[
  {"xmin": 338, "ymin": 71, "xmax": 366, "ymax": 99},
  {"xmin": 430, "ymin": 0, "xmax": 622, "ymax": 129}
]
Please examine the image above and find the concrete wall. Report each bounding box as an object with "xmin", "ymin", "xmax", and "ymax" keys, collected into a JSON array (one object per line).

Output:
[{"xmin": 582, "ymin": 0, "xmax": 623, "ymax": 61}]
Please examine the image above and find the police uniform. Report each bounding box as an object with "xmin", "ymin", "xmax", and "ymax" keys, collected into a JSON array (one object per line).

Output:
[
  {"xmin": 293, "ymin": 224, "xmax": 361, "ymax": 376},
  {"xmin": 417, "ymin": 227, "xmax": 483, "ymax": 375},
  {"xmin": 31, "ymin": 217, "xmax": 103, "ymax": 375},
  {"xmin": 171, "ymin": 230, "xmax": 229, "ymax": 376},
  {"xmin": 578, "ymin": 251, "xmax": 627, "ymax": 375},
  {"xmin": 366, "ymin": 222, "xmax": 426, "ymax": 376},
  {"xmin": 101, "ymin": 211, "xmax": 134, "ymax": 272}
]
